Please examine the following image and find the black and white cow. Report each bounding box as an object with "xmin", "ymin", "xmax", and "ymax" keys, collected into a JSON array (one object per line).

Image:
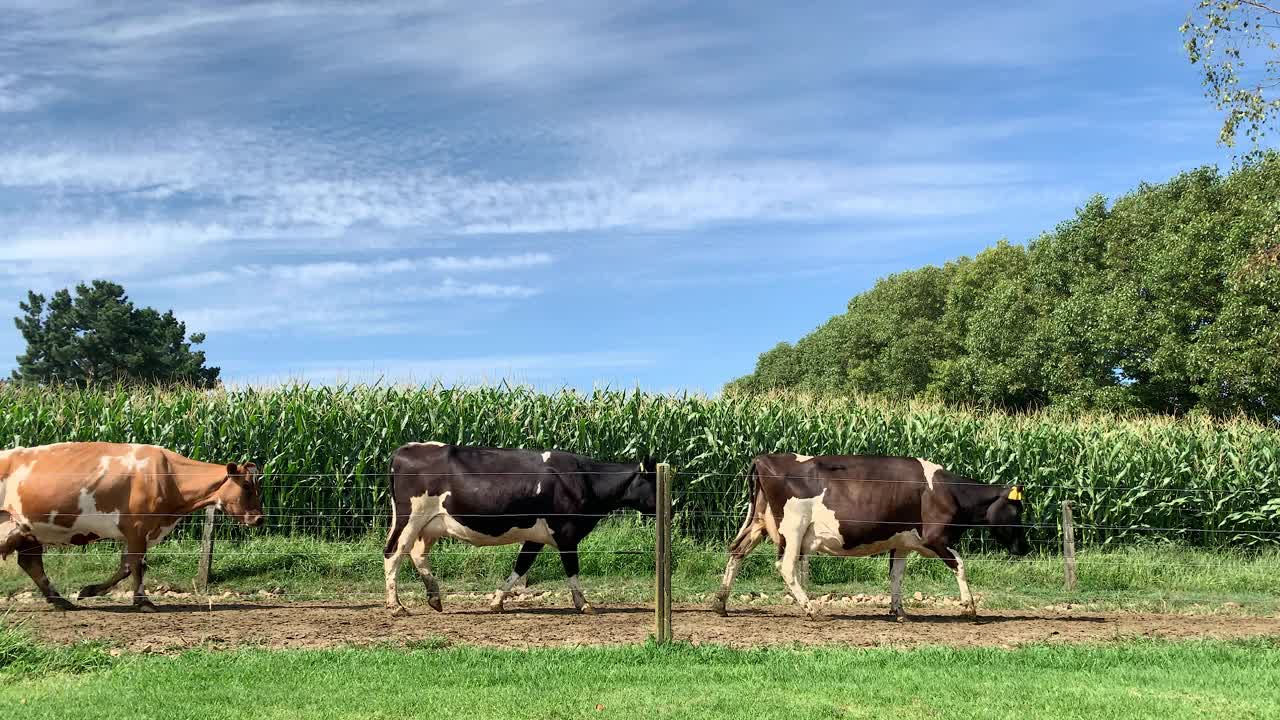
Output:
[
  {"xmin": 712, "ymin": 453, "xmax": 1030, "ymax": 620},
  {"xmin": 383, "ymin": 442, "xmax": 656, "ymax": 616}
]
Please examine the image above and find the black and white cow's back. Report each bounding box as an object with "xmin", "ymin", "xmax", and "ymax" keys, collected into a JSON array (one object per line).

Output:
[{"xmin": 383, "ymin": 441, "xmax": 656, "ymax": 616}]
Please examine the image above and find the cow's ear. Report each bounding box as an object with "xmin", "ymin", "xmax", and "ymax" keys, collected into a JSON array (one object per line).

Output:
[{"xmin": 227, "ymin": 462, "xmax": 239, "ymax": 476}]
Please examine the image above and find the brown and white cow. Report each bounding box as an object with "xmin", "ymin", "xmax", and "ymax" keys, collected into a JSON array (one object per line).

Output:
[
  {"xmin": 0, "ymin": 442, "xmax": 264, "ymax": 611},
  {"xmin": 712, "ymin": 453, "xmax": 1029, "ymax": 620}
]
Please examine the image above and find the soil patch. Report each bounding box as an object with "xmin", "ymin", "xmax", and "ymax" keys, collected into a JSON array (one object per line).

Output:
[{"xmin": 7, "ymin": 597, "xmax": 1280, "ymax": 652}]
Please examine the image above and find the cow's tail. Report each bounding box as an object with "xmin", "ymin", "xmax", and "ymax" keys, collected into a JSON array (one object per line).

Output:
[
  {"xmin": 383, "ymin": 451, "xmax": 409, "ymax": 559},
  {"xmin": 726, "ymin": 459, "xmax": 765, "ymax": 556}
]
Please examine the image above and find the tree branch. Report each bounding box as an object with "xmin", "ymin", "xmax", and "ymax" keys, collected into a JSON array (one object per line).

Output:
[{"xmin": 1240, "ymin": 1, "xmax": 1280, "ymax": 16}]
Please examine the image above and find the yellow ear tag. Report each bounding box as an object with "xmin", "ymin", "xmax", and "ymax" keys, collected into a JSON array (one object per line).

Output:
[{"xmin": 1008, "ymin": 487, "xmax": 1023, "ymax": 502}]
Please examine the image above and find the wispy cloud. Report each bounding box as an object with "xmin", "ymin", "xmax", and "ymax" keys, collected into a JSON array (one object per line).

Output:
[
  {"xmin": 0, "ymin": 74, "xmax": 61, "ymax": 113},
  {"xmin": 161, "ymin": 253, "xmax": 553, "ymax": 289},
  {"xmin": 175, "ymin": 278, "xmax": 541, "ymax": 335}
]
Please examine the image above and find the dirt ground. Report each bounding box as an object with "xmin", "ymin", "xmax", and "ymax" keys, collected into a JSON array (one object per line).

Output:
[{"xmin": 7, "ymin": 595, "xmax": 1280, "ymax": 652}]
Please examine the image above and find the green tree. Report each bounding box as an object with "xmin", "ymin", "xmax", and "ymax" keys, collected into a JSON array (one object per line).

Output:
[
  {"xmin": 728, "ymin": 155, "xmax": 1280, "ymax": 421},
  {"xmin": 12, "ymin": 280, "xmax": 220, "ymax": 388},
  {"xmin": 1182, "ymin": 1, "xmax": 1280, "ymax": 155}
]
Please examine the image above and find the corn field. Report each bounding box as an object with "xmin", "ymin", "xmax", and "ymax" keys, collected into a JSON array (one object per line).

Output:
[{"xmin": 1, "ymin": 383, "xmax": 1277, "ymax": 547}]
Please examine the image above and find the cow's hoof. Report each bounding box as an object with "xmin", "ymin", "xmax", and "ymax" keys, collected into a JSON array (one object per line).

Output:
[
  {"xmin": 388, "ymin": 605, "xmax": 410, "ymax": 618},
  {"xmin": 133, "ymin": 600, "xmax": 158, "ymax": 613},
  {"xmin": 489, "ymin": 603, "xmax": 504, "ymax": 614},
  {"xmin": 77, "ymin": 585, "xmax": 102, "ymax": 600},
  {"xmin": 427, "ymin": 597, "xmax": 443, "ymax": 613},
  {"xmin": 49, "ymin": 597, "xmax": 76, "ymax": 612},
  {"xmin": 711, "ymin": 603, "xmax": 728, "ymax": 618},
  {"xmin": 579, "ymin": 604, "xmax": 596, "ymax": 615}
]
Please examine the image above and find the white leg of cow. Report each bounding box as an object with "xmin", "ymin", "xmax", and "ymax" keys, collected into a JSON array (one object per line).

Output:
[
  {"xmin": 948, "ymin": 548, "xmax": 976, "ymax": 616},
  {"xmin": 779, "ymin": 541, "xmax": 819, "ymax": 620},
  {"xmin": 557, "ymin": 545, "xmax": 595, "ymax": 614},
  {"xmin": 796, "ymin": 552, "xmax": 811, "ymax": 588},
  {"xmin": 409, "ymin": 535, "xmax": 442, "ymax": 612},
  {"xmin": 384, "ymin": 514, "xmax": 427, "ymax": 616},
  {"xmin": 567, "ymin": 575, "xmax": 594, "ymax": 615},
  {"xmin": 889, "ymin": 549, "xmax": 907, "ymax": 620},
  {"xmin": 492, "ymin": 541, "xmax": 542, "ymax": 613},
  {"xmin": 712, "ymin": 519, "xmax": 765, "ymax": 616},
  {"xmin": 491, "ymin": 571, "xmax": 525, "ymax": 613}
]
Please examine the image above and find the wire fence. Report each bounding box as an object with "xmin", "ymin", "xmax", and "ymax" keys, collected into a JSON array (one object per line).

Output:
[{"xmin": 4, "ymin": 467, "xmax": 1279, "ymax": 547}]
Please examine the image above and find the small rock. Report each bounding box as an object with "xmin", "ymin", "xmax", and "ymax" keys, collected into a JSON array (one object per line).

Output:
[{"xmin": 912, "ymin": 592, "xmax": 923, "ymax": 602}]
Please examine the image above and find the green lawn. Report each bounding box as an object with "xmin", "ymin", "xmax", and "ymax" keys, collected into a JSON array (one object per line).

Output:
[
  {"xmin": 3, "ymin": 631, "xmax": 1279, "ymax": 720},
  {"xmin": 6, "ymin": 525, "xmax": 1280, "ymax": 614}
]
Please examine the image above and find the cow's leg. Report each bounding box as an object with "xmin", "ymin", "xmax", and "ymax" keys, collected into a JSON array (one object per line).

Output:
[
  {"xmin": 920, "ymin": 541, "xmax": 975, "ymax": 617},
  {"xmin": 125, "ymin": 541, "xmax": 156, "ymax": 612},
  {"xmin": 888, "ymin": 549, "xmax": 908, "ymax": 620},
  {"xmin": 384, "ymin": 511, "xmax": 428, "ymax": 617},
  {"xmin": 491, "ymin": 542, "xmax": 543, "ymax": 613},
  {"xmin": 409, "ymin": 534, "xmax": 443, "ymax": 612},
  {"xmin": 712, "ymin": 517, "xmax": 766, "ymax": 616},
  {"xmin": 16, "ymin": 541, "xmax": 74, "ymax": 611},
  {"xmin": 796, "ymin": 552, "xmax": 811, "ymax": 588},
  {"xmin": 778, "ymin": 535, "xmax": 819, "ymax": 620},
  {"xmin": 557, "ymin": 543, "xmax": 594, "ymax": 615},
  {"xmin": 0, "ymin": 518, "xmax": 26, "ymax": 560},
  {"xmin": 943, "ymin": 547, "xmax": 976, "ymax": 617},
  {"xmin": 77, "ymin": 552, "xmax": 131, "ymax": 600}
]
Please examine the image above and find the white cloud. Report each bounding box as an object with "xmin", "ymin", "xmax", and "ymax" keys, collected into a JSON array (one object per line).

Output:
[
  {"xmin": 0, "ymin": 220, "xmax": 233, "ymax": 261},
  {"xmin": 161, "ymin": 253, "xmax": 552, "ymax": 289},
  {"xmin": 426, "ymin": 252, "xmax": 552, "ymax": 272},
  {"xmin": 0, "ymin": 74, "xmax": 60, "ymax": 113},
  {"xmin": 175, "ymin": 279, "xmax": 541, "ymax": 334},
  {"xmin": 0, "ymin": 148, "xmax": 205, "ymax": 191}
]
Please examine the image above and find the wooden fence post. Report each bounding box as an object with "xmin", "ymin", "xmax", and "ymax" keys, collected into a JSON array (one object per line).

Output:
[
  {"xmin": 1061, "ymin": 501, "xmax": 1077, "ymax": 593},
  {"xmin": 654, "ymin": 463, "xmax": 673, "ymax": 644},
  {"xmin": 197, "ymin": 506, "xmax": 217, "ymax": 592}
]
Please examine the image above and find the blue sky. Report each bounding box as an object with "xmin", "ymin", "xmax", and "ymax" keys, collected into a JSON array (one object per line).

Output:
[{"xmin": 0, "ymin": 1, "xmax": 1242, "ymax": 393}]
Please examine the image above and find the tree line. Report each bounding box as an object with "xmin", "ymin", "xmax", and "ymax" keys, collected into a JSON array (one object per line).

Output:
[{"xmin": 727, "ymin": 155, "xmax": 1280, "ymax": 421}]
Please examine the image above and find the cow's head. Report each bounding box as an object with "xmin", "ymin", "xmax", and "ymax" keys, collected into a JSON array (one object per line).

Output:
[
  {"xmin": 986, "ymin": 484, "xmax": 1030, "ymax": 556},
  {"xmin": 223, "ymin": 462, "xmax": 265, "ymax": 528},
  {"xmin": 621, "ymin": 457, "xmax": 659, "ymax": 514}
]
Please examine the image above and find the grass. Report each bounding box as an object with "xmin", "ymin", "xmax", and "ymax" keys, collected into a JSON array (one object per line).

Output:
[
  {"xmin": 0, "ymin": 621, "xmax": 113, "ymax": 678},
  {"xmin": 6, "ymin": 525, "xmax": 1280, "ymax": 615},
  {"xmin": 1, "ymin": 634, "xmax": 1278, "ymax": 719}
]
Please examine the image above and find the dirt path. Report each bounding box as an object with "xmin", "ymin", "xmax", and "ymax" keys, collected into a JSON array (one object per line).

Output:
[{"xmin": 7, "ymin": 597, "xmax": 1280, "ymax": 652}]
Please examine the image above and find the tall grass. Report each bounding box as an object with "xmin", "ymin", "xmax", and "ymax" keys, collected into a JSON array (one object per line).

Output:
[{"xmin": 1, "ymin": 383, "xmax": 1277, "ymax": 547}]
